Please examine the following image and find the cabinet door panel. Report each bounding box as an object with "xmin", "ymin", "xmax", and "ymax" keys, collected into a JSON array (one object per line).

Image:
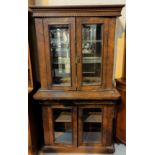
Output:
[
  {"xmin": 51, "ymin": 106, "xmax": 77, "ymax": 147},
  {"xmin": 43, "ymin": 18, "xmax": 76, "ymax": 90},
  {"xmin": 43, "ymin": 105, "xmax": 77, "ymax": 147},
  {"xmin": 78, "ymin": 104, "xmax": 115, "ymax": 147},
  {"xmin": 76, "ymin": 18, "xmax": 109, "ymax": 90},
  {"xmin": 78, "ymin": 105, "xmax": 103, "ymax": 146}
]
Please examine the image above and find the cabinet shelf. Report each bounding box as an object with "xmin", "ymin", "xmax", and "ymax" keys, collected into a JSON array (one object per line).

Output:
[
  {"xmin": 83, "ymin": 57, "xmax": 101, "ymax": 64},
  {"xmin": 83, "ymin": 40, "xmax": 102, "ymax": 43},
  {"xmin": 55, "ymin": 112, "xmax": 72, "ymax": 122},
  {"xmin": 53, "ymin": 58, "xmax": 70, "ymax": 64},
  {"xmin": 51, "ymin": 39, "xmax": 69, "ymax": 44},
  {"xmin": 84, "ymin": 112, "xmax": 102, "ymax": 123},
  {"xmin": 83, "ymin": 77, "xmax": 101, "ymax": 85},
  {"xmin": 53, "ymin": 70, "xmax": 70, "ymax": 77}
]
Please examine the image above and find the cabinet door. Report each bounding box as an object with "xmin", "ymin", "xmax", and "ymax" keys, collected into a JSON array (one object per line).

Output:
[
  {"xmin": 43, "ymin": 18, "xmax": 76, "ymax": 90},
  {"xmin": 42, "ymin": 105, "xmax": 77, "ymax": 147},
  {"xmin": 76, "ymin": 18, "xmax": 109, "ymax": 90},
  {"xmin": 78, "ymin": 104, "xmax": 115, "ymax": 147},
  {"xmin": 78, "ymin": 106, "xmax": 103, "ymax": 146}
]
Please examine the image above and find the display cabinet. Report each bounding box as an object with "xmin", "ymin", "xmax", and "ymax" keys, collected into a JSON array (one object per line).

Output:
[
  {"xmin": 115, "ymin": 30, "xmax": 126, "ymax": 144},
  {"xmin": 29, "ymin": 5, "xmax": 124, "ymax": 154}
]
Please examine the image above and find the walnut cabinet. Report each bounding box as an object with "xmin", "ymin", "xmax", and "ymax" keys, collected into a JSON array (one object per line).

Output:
[{"xmin": 30, "ymin": 5, "xmax": 124, "ymax": 153}]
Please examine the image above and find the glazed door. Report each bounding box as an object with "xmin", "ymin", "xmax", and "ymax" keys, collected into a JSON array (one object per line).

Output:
[
  {"xmin": 52, "ymin": 106, "xmax": 77, "ymax": 147},
  {"xmin": 78, "ymin": 105, "xmax": 103, "ymax": 146},
  {"xmin": 43, "ymin": 18, "xmax": 76, "ymax": 90},
  {"xmin": 76, "ymin": 18, "xmax": 109, "ymax": 90},
  {"xmin": 42, "ymin": 105, "xmax": 78, "ymax": 147},
  {"xmin": 78, "ymin": 104, "xmax": 115, "ymax": 147}
]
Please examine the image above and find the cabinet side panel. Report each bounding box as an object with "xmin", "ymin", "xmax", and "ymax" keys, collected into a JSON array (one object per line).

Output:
[
  {"xmin": 35, "ymin": 18, "xmax": 48, "ymax": 89},
  {"xmin": 116, "ymin": 80, "xmax": 126, "ymax": 144},
  {"xmin": 106, "ymin": 18, "xmax": 116, "ymax": 89},
  {"xmin": 103, "ymin": 105, "xmax": 115, "ymax": 146}
]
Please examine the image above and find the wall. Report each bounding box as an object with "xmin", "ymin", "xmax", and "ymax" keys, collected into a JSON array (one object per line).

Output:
[{"xmin": 33, "ymin": 0, "xmax": 126, "ymax": 79}]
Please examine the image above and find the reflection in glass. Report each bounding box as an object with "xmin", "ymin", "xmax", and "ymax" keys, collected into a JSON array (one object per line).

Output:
[
  {"xmin": 82, "ymin": 24, "xmax": 102, "ymax": 85},
  {"xmin": 53, "ymin": 109, "xmax": 72, "ymax": 144},
  {"xmin": 82, "ymin": 108, "xmax": 102, "ymax": 143},
  {"xmin": 49, "ymin": 25, "xmax": 71, "ymax": 86}
]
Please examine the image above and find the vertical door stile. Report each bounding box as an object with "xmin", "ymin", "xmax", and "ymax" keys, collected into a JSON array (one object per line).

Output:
[
  {"xmin": 102, "ymin": 19, "xmax": 109, "ymax": 89},
  {"xmin": 71, "ymin": 17, "xmax": 77, "ymax": 90},
  {"xmin": 73, "ymin": 105, "xmax": 78, "ymax": 147},
  {"xmin": 105, "ymin": 18, "xmax": 116, "ymax": 89},
  {"xmin": 75, "ymin": 17, "xmax": 78, "ymax": 90},
  {"xmin": 35, "ymin": 18, "xmax": 48, "ymax": 89},
  {"xmin": 76, "ymin": 17, "xmax": 82, "ymax": 90},
  {"xmin": 43, "ymin": 18, "xmax": 52, "ymax": 89}
]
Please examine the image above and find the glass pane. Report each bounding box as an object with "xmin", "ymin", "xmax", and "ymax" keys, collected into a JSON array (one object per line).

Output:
[
  {"xmin": 49, "ymin": 25, "xmax": 71, "ymax": 86},
  {"xmin": 53, "ymin": 109, "xmax": 72, "ymax": 144},
  {"xmin": 82, "ymin": 24, "xmax": 102, "ymax": 85},
  {"xmin": 82, "ymin": 108, "xmax": 102, "ymax": 144}
]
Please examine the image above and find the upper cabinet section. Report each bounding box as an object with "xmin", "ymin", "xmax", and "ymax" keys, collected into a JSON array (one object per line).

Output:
[{"xmin": 30, "ymin": 5, "xmax": 124, "ymax": 91}]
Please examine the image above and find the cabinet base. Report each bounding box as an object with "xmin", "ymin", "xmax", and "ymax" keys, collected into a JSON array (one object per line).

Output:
[{"xmin": 40, "ymin": 145, "xmax": 115, "ymax": 154}]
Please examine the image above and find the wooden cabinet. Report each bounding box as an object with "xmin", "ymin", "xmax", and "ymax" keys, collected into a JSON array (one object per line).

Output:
[
  {"xmin": 115, "ymin": 30, "xmax": 126, "ymax": 144},
  {"xmin": 116, "ymin": 79, "xmax": 126, "ymax": 144},
  {"xmin": 29, "ymin": 5, "xmax": 124, "ymax": 154}
]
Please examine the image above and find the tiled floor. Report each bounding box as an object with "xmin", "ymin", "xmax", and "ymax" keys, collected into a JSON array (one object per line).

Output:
[{"xmin": 39, "ymin": 144, "xmax": 126, "ymax": 155}]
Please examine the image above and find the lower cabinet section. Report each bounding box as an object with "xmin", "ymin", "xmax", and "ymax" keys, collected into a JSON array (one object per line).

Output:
[{"xmin": 41, "ymin": 101, "xmax": 116, "ymax": 153}]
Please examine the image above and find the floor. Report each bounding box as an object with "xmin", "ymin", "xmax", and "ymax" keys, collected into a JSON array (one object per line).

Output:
[{"xmin": 39, "ymin": 144, "xmax": 126, "ymax": 155}]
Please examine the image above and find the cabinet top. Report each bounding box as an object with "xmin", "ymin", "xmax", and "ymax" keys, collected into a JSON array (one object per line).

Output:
[
  {"xmin": 33, "ymin": 89, "xmax": 120, "ymax": 101},
  {"xmin": 29, "ymin": 5, "xmax": 125, "ymax": 17}
]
